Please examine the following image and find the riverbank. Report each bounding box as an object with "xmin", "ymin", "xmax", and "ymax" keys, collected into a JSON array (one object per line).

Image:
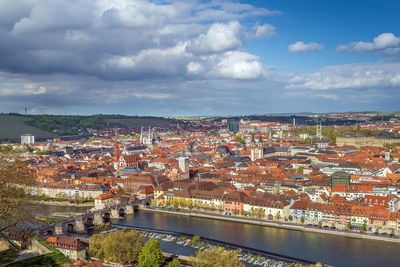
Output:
[
  {"xmin": 144, "ymin": 207, "xmax": 400, "ymax": 244},
  {"xmin": 111, "ymin": 225, "xmax": 317, "ymax": 266},
  {"xmin": 23, "ymin": 199, "xmax": 94, "ymax": 207}
]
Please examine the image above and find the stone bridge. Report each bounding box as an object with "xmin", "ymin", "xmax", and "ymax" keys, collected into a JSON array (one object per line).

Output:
[{"xmin": 36, "ymin": 201, "xmax": 143, "ymax": 237}]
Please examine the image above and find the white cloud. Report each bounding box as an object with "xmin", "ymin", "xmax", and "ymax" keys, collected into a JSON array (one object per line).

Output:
[
  {"xmin": 187, "ymin": 21, "xmax": 243, "ymax": 54},
  {"xmin": 337, "ymin": 33, "xmax": 400, "ymax": 53},
  {"xmin": 186, "ymin": 62, "xmax": 206, "ymax": 75},
  {"xmin": 288, "ymin": 41, "xmax": 323, "ymax": 53},
  {"xmin": 211, "ymin": 51, "xmax": 264, "ymax": 79},
  {"xmin": 253, "ymin": 23, "xmax": 276, "ymax": 38},
  {"xmin": 0, "ymin": 83, "xmax": 46, "ymax": 96},
  {"xmin": 134, "ymin": 93, "xmax": 172, "ymax": 100},
  {"xmin": 286, "ymin": 62, "xmax": 400, "ymax": 90}
]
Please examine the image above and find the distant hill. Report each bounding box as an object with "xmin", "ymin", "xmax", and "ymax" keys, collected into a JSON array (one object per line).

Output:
[
  {"xmin": 0, "ymin": 114, "xmax": 177, "ymax": 141},
  {"xmin": 0, "ymin": 115, "xmax": 57, "ymax": 141}
]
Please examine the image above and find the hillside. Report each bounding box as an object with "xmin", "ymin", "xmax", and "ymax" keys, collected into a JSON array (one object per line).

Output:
[
  {"xmin": 0, "ymin": 114, "xmax": 177, "ymax": 141},
  {"xmin": 0, "ymin": 115, "xmax": 57, "ymax": 141}
]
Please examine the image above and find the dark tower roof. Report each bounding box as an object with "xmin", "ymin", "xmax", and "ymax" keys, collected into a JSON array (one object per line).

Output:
[{"xmin": 216, "ymin": 145, "xmax": 230, "ymax": 154}]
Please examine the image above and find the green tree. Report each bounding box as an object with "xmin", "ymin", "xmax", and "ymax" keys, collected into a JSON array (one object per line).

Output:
[
  {"xmin": 300, "ymin": 217, "xmax": 305, "ymax": 224},
  {"xmin": 0, "ymin": 156, "xmax": 35, "ymax": 234},
  {"xmin": 189, "ymin": 246, "xmax": 245, "ymax": 267},
  {"xmin": 88, "ymin": 233, "xmax": 105, "ymax": 259},
  {"xmin": 346, "ymin": 222, "xmax": 352, "ymax": 230},
  {"xmin": 190, "ymin": 235, "xmax": 201, "ymax": 246},
  {"xmin": 318, "ymin": 221, "xmax": 322, "ymax": 228},
  {"xmin": 138, "ymin": 237, "xmax": 164, "ymax": 267},
  {"xmin": 275, "ymin": 212, "xmax": 281, "ymax": 221},
  {"xmin": 288, "ymin": 215, "xmax": 293, "ymax": 222},
  {"xmin": 297, "ymin": 166, "xmax": 305, "ymax": 174},
  {"xmin": 331, "ymin": 223, "xmax": 336, "ymax": 229},
  {"xmin": 168, "ymin": 258, "xmax": 181, "ymax": 267},
  {"xmin": 89, "ymin": 230, "xmax": 144, "ymax": 264},
  {"xmin": 360, "ymin": 224, "xmax": 367, "ymax": 232}
]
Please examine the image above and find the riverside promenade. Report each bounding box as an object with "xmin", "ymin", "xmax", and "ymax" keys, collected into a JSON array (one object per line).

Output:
[{"xmin": 144, "ymin": 207, "xmax": 400, "ymax": 244}]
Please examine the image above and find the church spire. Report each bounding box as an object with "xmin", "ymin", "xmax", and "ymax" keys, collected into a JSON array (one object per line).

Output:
[{"xmin": 114, "ymin": 134, "xmax": 120, "ymax": 163}]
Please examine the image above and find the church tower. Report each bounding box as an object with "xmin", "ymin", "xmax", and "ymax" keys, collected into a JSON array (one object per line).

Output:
[
  {"xmin": 250, "ymin": 134, "xmax": 256, "ymax": 162},
  {"xmin": 257, "ymin": 134, "xmax": 264, "ymax": 160},
  {"xmin": 113, "ymin": 135, "xmax": 120, "ymax": 170}
]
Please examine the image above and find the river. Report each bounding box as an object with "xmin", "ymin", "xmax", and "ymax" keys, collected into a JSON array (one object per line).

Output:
[{"xmin": 111, "ymin": 209, "xmax": 400, "ymax": 267}]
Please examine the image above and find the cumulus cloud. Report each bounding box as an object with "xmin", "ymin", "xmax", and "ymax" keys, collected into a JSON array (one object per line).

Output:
[
  {"xmin": 186, "ymin": 21, "xmax": 243, "ymax": 54},
  {"xmin": 0, "ymin": 0, "xmax": 284, "ymax": 114},
  {"xmin": 337, "ymin": 33, "xmax": 400, "ymax": 53},
  {"xmin": 288, "ymin": 41, "xmax": 324, "ymax": 52},
  {"xmin": 186, "ymin": 51, "xmax": 265, "ymax": 80},
  {"xmin": 0, "ymin": 83, "xmax": 46, "ymax": 96},
  {"xmin": 212, "ymin": 51, "xmax": 264, "ymax": 79},
  {"xmin": 286, "ymin": 62, "xmax": 400, "ymax": 90},
  {"xmin": 0, "ymin": 0, "xmax": 277, "ymax": 81},
  {"xmin": 253, "ymin": 23, "xmax": 276, "ymax": 38}
]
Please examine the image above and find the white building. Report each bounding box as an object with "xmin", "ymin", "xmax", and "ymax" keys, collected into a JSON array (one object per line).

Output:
[{"xmin": 21, "ymin": 134, "xmax": 35, "ymax": 144}]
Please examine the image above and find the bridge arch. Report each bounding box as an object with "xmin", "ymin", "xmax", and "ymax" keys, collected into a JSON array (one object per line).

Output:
[
  {"xmin": 67, "ymin": 223, "xmax": 75, "ymax": 233},
  {"xmin": 102, "ymin": 212, "xmax": 111, "ymax": 223},
  {"xmin": 118, "ymin": 208, "xmax": 126, "ymax": 217}
]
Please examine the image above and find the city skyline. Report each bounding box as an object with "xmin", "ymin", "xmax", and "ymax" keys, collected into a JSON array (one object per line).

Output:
[{"xmin": 0, "ymin": 0, "xmax": 399, "ymax": 115}]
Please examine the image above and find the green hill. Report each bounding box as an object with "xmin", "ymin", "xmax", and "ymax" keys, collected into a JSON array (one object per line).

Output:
[
  {"xmin": 0, "ymin": 115, "xmax": 57, "ymax": 141},
  {"xmin": 0, "ymin": 114, "xmax": 177, "ymax": 141}
]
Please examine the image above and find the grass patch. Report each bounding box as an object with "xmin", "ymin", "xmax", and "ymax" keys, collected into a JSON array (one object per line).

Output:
[
  {"xmin": 7, "ymin": 252, "xmax": 71, "ymax": 267},
  {"xmin": 0, "ymin": 249, "xmax": 19, "ymax": 265},
  {"xmin": 36, "ymin": 217, "xmax": 65, "ymax": 223},
  {"xmin": 7, "ymin": 236, "xmax": 72, "ymax": 267}
]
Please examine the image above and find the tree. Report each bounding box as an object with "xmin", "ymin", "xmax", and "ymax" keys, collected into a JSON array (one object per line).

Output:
[
  {"xmin": 138, "ymin": 237, "xmax": 164, "ymax": 267},
  {"xmin": 300, "ymin": 217, "xmax": 305, "ymax": 224},
  {"xmin": 218, "ymin": 205, "xmax": 223, "ymax": 214},
  {"xmin": 190, "ymin": 235, "xmax": 201, "ymax": 246},
  {"xmin": 331, "ymin": 223, "xmax": 336, "ymax": 229},
  {"xmin": 89, "ymin": 229, "xmax": 144, "ymax": 264},
  {"xmin": 346, "ymin": 222, "xmax": 352, "ymax": 230},
  {"xmin": 391, "ymin": 229, "xmax": 396, "ymax": 236},
  {"xmin": 0, "ymin": 156, "xmax": 35, "ymax": 234},
  {"xmin": 168, "ymin": 258, "xmax": 181, "ymax": 267},
  {"xmin": 275, "ymin": 212, "xmax": 281, "ymax": 221},
  {"xmin": 233, "ymin": 209, "xmax": 239, "ymax": 215},
  {"xmin": 288, "ymin": 215, "xmax": 293, "ymax": 222},
  {"xmin": 318, "ymin": 221, "xmax": 322, "ymax": 228},
  {"xmin": 360, "ymin": 224, "xmax": 367, "ymax": 232},
  {"xmin": 190, "ymin": 246, "xmax": 245, "ymax": 267}
]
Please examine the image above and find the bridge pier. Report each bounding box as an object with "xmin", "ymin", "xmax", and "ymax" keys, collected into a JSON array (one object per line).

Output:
[
  {"xmin": 55, "ymin": 224, "xmax": 63, "ymax": 235},
  {"xmin": 111, "ymin": 208, "xmax": 120, "ymax": 219},
  {"xmin": 125, "ymin": 205, "xmax": 134, "ymax": 214},
  {"xmin": 75, "ymin": 218, "xmax": 85, "ymax": 233},
  {"xmin": 94, "ymin": 213, "xmax": 103, "ymax": 225}
]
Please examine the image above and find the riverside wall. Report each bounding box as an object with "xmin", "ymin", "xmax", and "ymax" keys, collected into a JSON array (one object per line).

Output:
[{"xmin": 144, "ymin": 207, "xmax": 400, "ymax": 244}]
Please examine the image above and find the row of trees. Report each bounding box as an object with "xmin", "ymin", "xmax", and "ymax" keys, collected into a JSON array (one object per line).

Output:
[
  {"xmin": 158, "ymin": 199, "xmax": 283, "ymax": 221},
  {"xmin": 89, "ymin": 229, "xmax": 246, "ymax": 266},
  {"xmin": 89, "ymin": 229, "xmax": 181, "ymax": 266},
  {"xmin": 164, "ymin": 198, "xmax": 224, "ymax": 213}
]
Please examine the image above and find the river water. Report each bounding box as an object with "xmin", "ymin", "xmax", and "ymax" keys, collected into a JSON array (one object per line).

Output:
[{"xmin": 112, "ymin": 210, "xmax": 400, "ymax": 267}]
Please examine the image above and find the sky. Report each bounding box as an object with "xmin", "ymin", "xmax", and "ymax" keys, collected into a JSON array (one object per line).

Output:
[{"xmin": 0, "ymin": 0, "xmax": 400, "ymax": 116}]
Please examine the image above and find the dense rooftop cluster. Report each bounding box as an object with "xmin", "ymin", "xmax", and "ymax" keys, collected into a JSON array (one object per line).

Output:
[{"xmin": 4, "ymin": 117, "xmax": 400, "ymax": 233}]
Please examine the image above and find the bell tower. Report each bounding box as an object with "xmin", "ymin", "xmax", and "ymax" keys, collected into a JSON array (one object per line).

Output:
[
  {"xmin": 113, "ymin": 133, "xmax": 120, "ymax": 171},
  {"xmin": 257, "ymin": 134, "xmax": 264, "ymax": 160},
  {"xmin": 250, "ymin": 134, "xmax": 256, "ymax": 162}
]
